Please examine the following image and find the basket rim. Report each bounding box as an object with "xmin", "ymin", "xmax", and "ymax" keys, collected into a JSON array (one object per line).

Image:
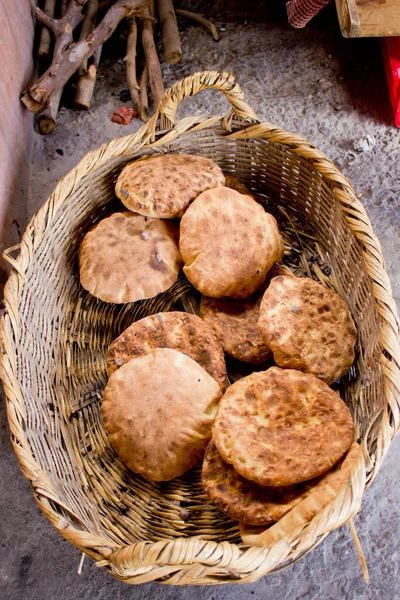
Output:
[{"xmin": 1, "ymin": 71, "xmax": 400, "ymax": 584}]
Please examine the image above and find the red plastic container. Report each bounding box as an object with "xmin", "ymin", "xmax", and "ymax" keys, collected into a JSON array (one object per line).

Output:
[{"xmin": 381, "ymin": 37, "xmax": 400, "ymax": 127}]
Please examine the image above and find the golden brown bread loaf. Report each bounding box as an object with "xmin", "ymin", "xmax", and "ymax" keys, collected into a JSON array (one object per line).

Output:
[
  {"xmin": 258, "ymin": 276, "xmax": 357, "ymax": 383},
  {"xmin": 213, "ymin": 367, "xmax": 354, "ymax": 487},
  {"xmin": 223, "ymin": 173, "xmax": 252, "ymax": 196},
  {"xmin": 239, "ymin": 442, "xmax": 361, "ymax": 546},
  {"xmin": 202, "ymin": 439, "xmax": 330, "ymax": 525},
  {"xmin": 199, "ymin": 292, "xmax": 272, "ymax": 364},
  {"xmin": 78, "ymin": 212, "xmax": 182, "ymax": 303},
  {"xmin": 107, "ymin": 311, "xmax": 228, "ymax": 391},
  {"xmin": 115, "ymin": 153, "xmax": 225, "ymax": 218},
  {"xmin": 101, "ymin": 348, "xmax": 222, "ymax": 481},
  {"xmin": 179, "ymin": 187, "xmax": 284, "ymax": 299}
]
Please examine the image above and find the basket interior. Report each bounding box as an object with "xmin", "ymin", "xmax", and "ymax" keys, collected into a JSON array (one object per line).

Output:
[{"xmin": 13, "ymin": 124, "xmax": 384, "ymax": 547}]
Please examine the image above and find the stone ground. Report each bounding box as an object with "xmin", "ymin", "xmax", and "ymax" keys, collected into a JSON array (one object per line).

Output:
[{"xmin": 1, "ymin": 2, "xmax": 399, "ymax": 599}]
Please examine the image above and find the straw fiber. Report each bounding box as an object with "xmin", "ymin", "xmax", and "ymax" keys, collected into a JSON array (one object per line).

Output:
[{"xmin": 1, "ymin": 71, "xmax": 399, "ymax": 585}]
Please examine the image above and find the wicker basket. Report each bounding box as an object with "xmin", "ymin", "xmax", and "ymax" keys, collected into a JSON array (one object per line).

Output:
[{"xmin": 1, "ymin": 71, "xmax": 400, "ymax": 585}]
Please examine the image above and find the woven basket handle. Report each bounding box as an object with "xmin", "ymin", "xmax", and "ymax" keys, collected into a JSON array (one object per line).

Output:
[
  {"xmin": 3, "ymin": 244, "xmax": 24, "ymax": 277},
  {"xmin": 149, "ymin": 71, "xmax": 260, "ymax": 133}
]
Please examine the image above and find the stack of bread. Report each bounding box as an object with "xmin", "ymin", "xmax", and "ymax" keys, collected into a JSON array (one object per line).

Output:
[{"xmin": 78, "ymin": 153, "xmax": 358, "ymax": 544}]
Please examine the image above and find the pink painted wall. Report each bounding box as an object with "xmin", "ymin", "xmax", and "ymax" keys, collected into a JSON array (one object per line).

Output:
[{"xmin": 0, "ymin": 1, "xmax": 35, "ymax": 291}]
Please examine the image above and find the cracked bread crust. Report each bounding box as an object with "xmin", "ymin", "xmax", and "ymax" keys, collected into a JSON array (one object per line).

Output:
[
  {"xmin": 200, "ymin": 292, "xmax": 272, "ymax": 363},
  {"xmin": 179, "ymin": 187, "xmax": 284, "ymax": 299},
  {"xmin": 212, "ymin": 367, "xmax": 354, "ymax": 487},
  {"xmin": 258, "ymin": 276, "xmax": 357, "ymax": 384},
  {"xmin": 115, "ymin": 154, "xmax": 225, "ymax": 219},
  {"xmin": 79, "ymin": 212, "xmax": 182, "ymax": 303},
  {"xmin": 107, "ymin": 311, "xmax": 228, "ymax": 391},
  {"xmin": 101, "ymin": 348, "xmax": 222, "ymax": 481},
  {"xmin": 201, "ymin": 439, "xmax": 329, "ymax": 525}
]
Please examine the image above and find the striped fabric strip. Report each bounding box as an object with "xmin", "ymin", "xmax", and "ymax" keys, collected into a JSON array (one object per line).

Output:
[{"xmin": 286, "ymin": 0, "xmax": 332, "ymax": 28}]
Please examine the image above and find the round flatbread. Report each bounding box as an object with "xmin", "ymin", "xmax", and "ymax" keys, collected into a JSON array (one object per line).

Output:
[
  {"xmin": 213, "ymin": 367, "xmax": 354, "ymax": 487},
  {"xmin": 79, "ymin": 212, "xmax": 182, "ymax": 304},
  {"xmin": 224, "ymin": 174, "xmax": 252, "ymax": 196},
  {"xmin": 202, "ymin": 439, "xmax": 325, "ymax": 525},
  {"xmin": 107, "ymin": 311, "xmax": 228, "ymax": 391},
  {"xmin": 179, "ymin": 187, "xmax": 284, "ymax": 299},
  {"xmin": 101, "ymin": 348, "xmax": 222, "ymax": 481},
  {"xmin": 258, "ymin": 276, "xmax": 357, "ymax": 383},
  {"xmin": 115, "ymin": 153, "xmax": 225, "ymax": 219},
  {"xmin": 200, "ymin": 291, "xmax": 272, "ymax": 363},
  {"xmin": 239, "ymin": 442, "xmax": 361, "ymax": 546}
]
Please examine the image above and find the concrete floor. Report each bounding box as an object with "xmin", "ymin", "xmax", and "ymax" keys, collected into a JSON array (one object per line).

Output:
[{"xmin": 1, "ymin": 3, "xmax": 400, "ymax": 599}]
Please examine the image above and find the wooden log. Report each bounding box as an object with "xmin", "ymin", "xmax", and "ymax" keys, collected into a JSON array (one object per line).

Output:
[
  {"xmin": 37, "ymin": 0, "xmax": 69, "ymax": 134},
  {"xmin": 75, "ymin": 0, "xmax": 99, "ymax": 110},
  {"xmin": 38, "ymin": 0, "xmax": 57, "ymax": 58},
  {"xmin": 21, "ymin": 0, "xmax": 151, "ymax": 113},
  {"xmin": 74, "ymin": 47, "xmax": 102, "ymax": 110},
  {"xmin": 126, "ymin": 15, "xmax": 147, "ymax": 120},
  {"xmin": 38, "ymin": 90, "xmax": 63, "ymax": 134},
  {"xmin": 156, "ymin": 0, "xmax": 182, "ymax": 64},
  {"xmin": 139, "ymin": 63, "xmax": 149, "ymax": 118},
  {"xmin": 141, "ymin": 7, "xmax": 164, "ymax": 111}
]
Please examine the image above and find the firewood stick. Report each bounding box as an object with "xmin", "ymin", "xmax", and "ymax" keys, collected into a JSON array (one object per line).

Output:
[
  {"xmin": 139, "ymin": 63, "xmax": 149, "ymax": 117},
  {"xmin": 38, "ymin": 90, "xmax": 63, "ymax": 134},
  {"xmin": 141, "ymin": 8, "xmax": 164, "ymax": 111},
  {"xmin": 176, "ymin": 9, "xmax": 219, "ymax": 41},
  {"xmin": 156, "ymin": 0, "xmax": 182, "ymax": 64},
  {"xmin": 98, "ymin": 0, "xmax": 113, "ymax": 10},
  {"xmin": 38, "ymin": 0, "xmax": 57, "ymax": 58},
  {"xmin": 149, "ymin": 0, "xmax": 155, "ymax": 18},
  {"xmin": 75, "ymin": 0, "xmax": 99, "ymax": 110},
  {"xmin": 22, "ymin": 0, "xmax": 151, "ymax": 113},
  {"xmin": 25, "ymin": 0, "xmax": 89, "ymax": 115},
  {"xmin": 37, "ymin": 0, "xmax": 69, "ymax": 134},
  {"xmin": 78, "ymin": 0, "xmax": 98, "ymax": 63},
  {"xmin": 126, "ymin": 16, "xmax": 146, "ymax": 120},
  {"xmin": 75, "ymin": 46, "xmax": 102, "ymax": 110}
]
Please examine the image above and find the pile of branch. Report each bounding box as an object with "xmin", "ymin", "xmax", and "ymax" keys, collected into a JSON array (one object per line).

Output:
[{"xmin": 23, "ymin": 0, "xmax": 219, "ymax": 133}]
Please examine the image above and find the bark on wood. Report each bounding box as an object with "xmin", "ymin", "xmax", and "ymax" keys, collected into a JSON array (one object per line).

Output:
[
  {"xmin": 139, "ymin": 63, "xmax": 149, "ymax": 117},
  {"xmin": 98, "ymin": 0, "xmax": 113, "ymax": 10},
  {"xmin": 22, "ymin": 0, "xmax": 151, "ymax": 114},
  {"xmin": 141, "ymin": 7, "xmax": 164, "ymax": 111},
  {"xmin": 38, "ymin": 90, "xmax": 63, "ymax": 134},
  {"xmin": 75, "ymin": 0, "xmax": 99, "ymax": 110},
  {"xmin": 61, "ymin": 0, "xmax": 69, "ymax": 15},
  {"xmin": 37, "ymin": 0, "xmax": 69, "ymax": 134},
  {"xmin": 126, "ymin": 16, "xmax": 147, "ymax": 121},
  {"xmin": 176, "ymin": 9, "xmax": 219, "ymax": 41},
  {"xmin": 38, "ymin": 0, "xmax": 57, "ymax": 58},
  {"xmin": 156, "ymin": 0, "xmax": 182, "ymax": 64},
  {"xmin": 75, "ymin": 47, "xmax": 102, "ymax": 110}
]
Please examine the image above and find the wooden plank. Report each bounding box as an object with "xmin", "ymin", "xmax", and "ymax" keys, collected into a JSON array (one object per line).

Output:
[
  {"xmin": 335, "ymin": 0, "xmax": 400, "ymax": 37},
  {"xmin": 0, "ymin": 0, "xmax": 35, "ymax": 286}
]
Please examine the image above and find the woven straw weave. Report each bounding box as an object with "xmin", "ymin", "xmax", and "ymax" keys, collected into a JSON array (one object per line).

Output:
[{"xmin": 1, "ymin": 71, "xmax": 399, "ymax": 585}]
